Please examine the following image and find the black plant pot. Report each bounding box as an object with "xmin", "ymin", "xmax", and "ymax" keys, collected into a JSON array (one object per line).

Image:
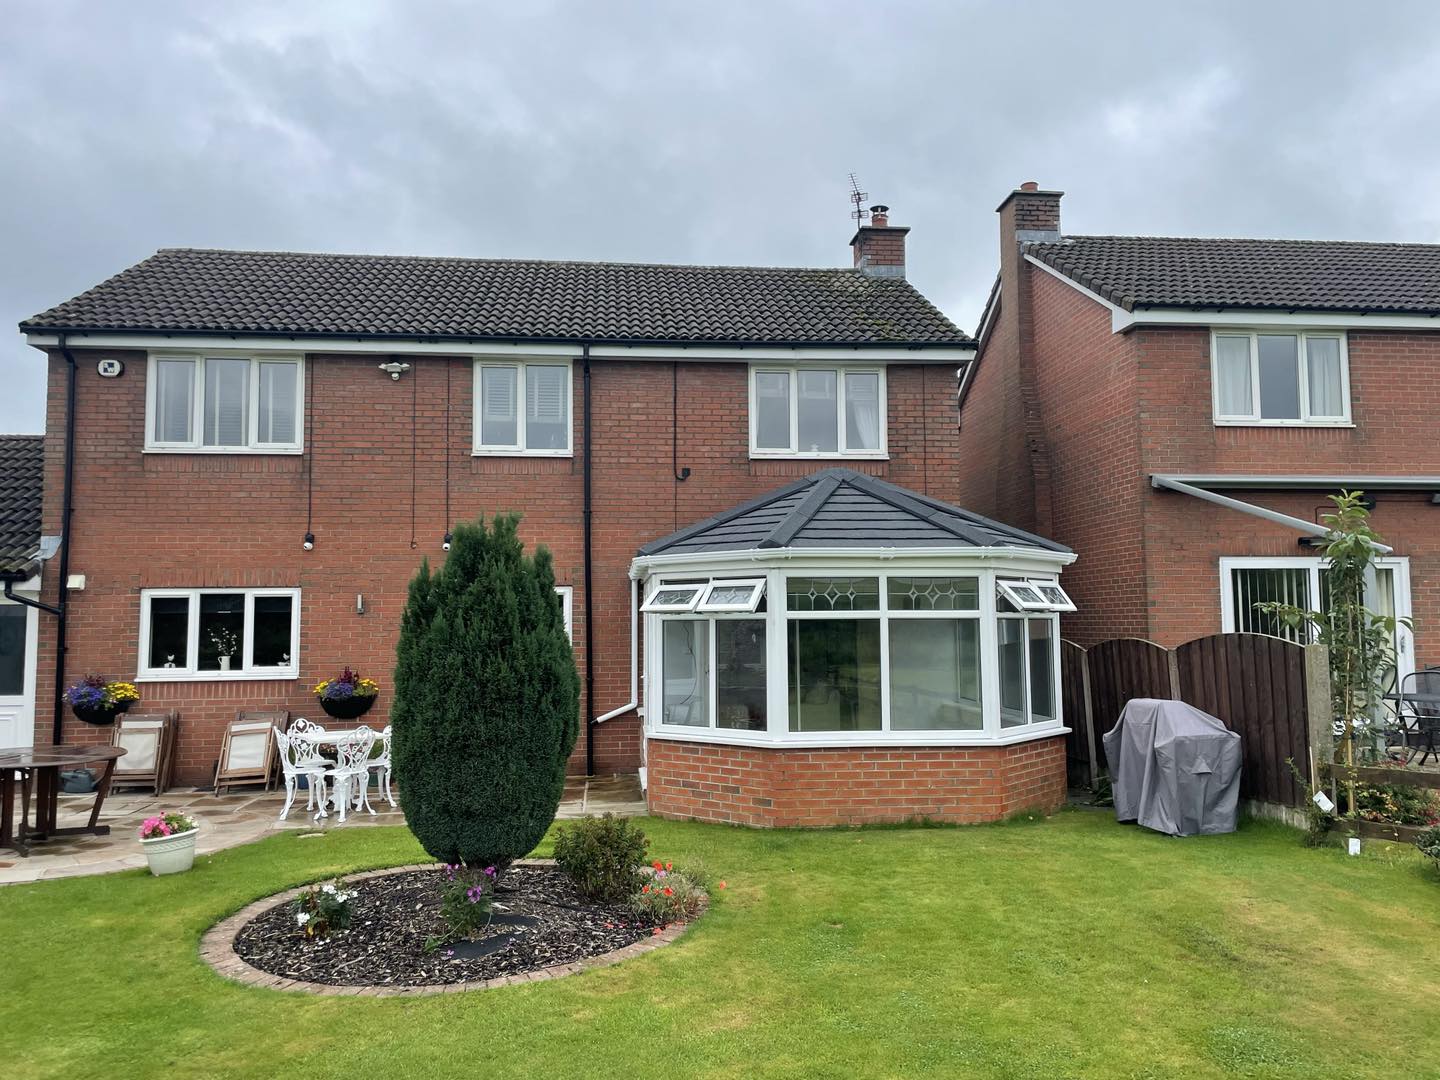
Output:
[
  {"xmin": 319, "ymin": 694, "xmax": 378, "ymax": 721},
  {"xmin": 72, "ymin": 699, "xmax": 133, "ymax": 727}
]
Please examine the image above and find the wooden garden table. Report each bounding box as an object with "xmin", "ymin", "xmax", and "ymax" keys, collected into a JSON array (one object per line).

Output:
[{"xmin": 0, "ymin": 744, "xmax": 127, "ymax": 856}]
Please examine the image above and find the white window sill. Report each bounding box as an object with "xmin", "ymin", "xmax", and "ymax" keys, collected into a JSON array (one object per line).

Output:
[
  {"xmin": 135, "ymin": 671, "xmax": 300, "ymax": 683},
  {"xmin": 749, "ymin": 452, "xmax": 890, "ymax": 461},
  {"xmin": 472, "ymin": 449, "xmax": 574, "ymax": 458},
  {"xmin": 1212, "ymin": 420, "xmax": 1354, "ymax": 429},
  {"xmin": 645, "ymin": 724, "xmax": 1068, "ymax": 750},
  {"xmin": 142, "ymin": 446, "xmax": 304, "ymax": 455}
]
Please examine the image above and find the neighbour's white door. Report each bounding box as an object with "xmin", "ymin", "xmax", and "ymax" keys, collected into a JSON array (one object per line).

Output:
[{"xmin": 0, "ymin": 598, "xmax": 37, "ymax": 749}]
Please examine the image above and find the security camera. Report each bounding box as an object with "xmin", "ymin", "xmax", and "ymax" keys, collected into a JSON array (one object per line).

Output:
[
  {"xmin": 303, "ymin": 532, "xmax": 315, "ymax": 551},
  {"xmin": 442, "ymin": 531, "xmax": 453, "ymax": 552}
]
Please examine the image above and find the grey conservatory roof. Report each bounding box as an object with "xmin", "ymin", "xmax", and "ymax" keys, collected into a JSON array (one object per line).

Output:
[{"xmin": 638, "ymin": 468, "xmax": 1069, "ymax": 557}]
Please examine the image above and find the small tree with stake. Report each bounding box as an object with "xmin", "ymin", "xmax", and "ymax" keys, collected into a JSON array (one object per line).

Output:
[
  {"xmin": 1258, "ymin": 491, "xmax": 1407, "ymax": 841},
  {"xmin": 391, "ymin": 514, "xmax": 579, "ymax": 878}
]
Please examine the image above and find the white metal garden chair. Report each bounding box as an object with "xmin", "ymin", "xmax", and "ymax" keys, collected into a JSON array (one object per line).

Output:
[
  {"xmin": 315, "ymin": 726, "xmax": 376, "ymax": 824},
  {"xmin": 370, "ymin": 724, "xmax": 395, "ymax": 808},
  {"xmin": 274, "ymin": 727, "xmax": 329, "ymax": 821}
]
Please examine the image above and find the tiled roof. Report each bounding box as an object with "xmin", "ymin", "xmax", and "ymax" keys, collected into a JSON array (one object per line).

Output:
[
  {"xmin": 21, "ymin": 248, "xmax": 972, "ymax": 346},
  {"xmin": 0, "ymin": 436, "xmax": 43, "ymax": 575},
  {"xmin": 638, "ymin": 468, "xmax": 1069, "ymax": 556},
  {"xmin": 1025, "ymin": 235, "xmax": 1440, "ymax": 315}
]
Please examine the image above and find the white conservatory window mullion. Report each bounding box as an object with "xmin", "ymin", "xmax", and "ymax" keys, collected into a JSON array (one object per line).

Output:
[
  {"xmin": 978, "ymin": 569, "xmax": 1002, "ymax": 737},
  {"xmin": 764, "ymin": 567, "xmax": 788, "ymax": 737}
]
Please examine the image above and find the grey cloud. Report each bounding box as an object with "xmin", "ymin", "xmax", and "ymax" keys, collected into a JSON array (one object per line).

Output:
[{"xmin": 3, "ymin": 0, "xmax": 1439, "ymax": 431}]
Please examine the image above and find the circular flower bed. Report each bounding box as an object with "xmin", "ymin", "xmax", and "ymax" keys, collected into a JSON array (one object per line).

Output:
[{"xmin": 207, "ymin": 861, "xmax": 705, "ymax": 995}]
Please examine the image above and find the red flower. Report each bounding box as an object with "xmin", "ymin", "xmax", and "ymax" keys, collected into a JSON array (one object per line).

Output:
[
  {"xmin": 663, "ymin": 886, "xmax": 673, "ymax": 896},
  {"xmin": 664, "ymin": 862, "xmax": 672, "ymax": 871},
  {"xmin": 652, "ymin": 927, "xmax": 663, "ymax": 936},
  {"xmin": 718, "ymin": 881, "xmax": 727, "ymax": 890},
  {"xmin": 652, "ymin": 861, "xmax": 663, "ymax": 871},
  {"xmin": 641, "ymin": 884, "xmax": 651, "ymax": 894}
]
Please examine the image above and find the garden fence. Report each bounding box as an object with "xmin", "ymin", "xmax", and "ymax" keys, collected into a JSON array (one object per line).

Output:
[{"xmin": 1061, "ymin": 632, "xmax": 1331, "ymax": 811}]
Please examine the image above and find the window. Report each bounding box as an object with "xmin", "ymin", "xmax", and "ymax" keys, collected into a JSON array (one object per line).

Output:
[
  {"xmin": 997, "ymin": 611, "xmax": 1057, "ymax": 728},
  {"xmin": 1220, "ymin": 558, "xmax": 1410, "ymax": 652},
  {"xmin": 749, "ymin": 367, "xmax": 886, "ymax": 456},
  {"xmin": 698, "ymin": 579, "xmax": 766, "ymax": 613},
  {"xmin": 474, "ymin": 361, "xmax": 572, "ymax": 454},
  {"xmin": 146, "ymin": 354, "xmax": 303, "ymax": 451},
  {"xmin": 0, "ymin": 605, "xmax": 26, "ymax": 697},
  {"xmin": 555, "ymin": 585, "xmax": 574, "ymax": 641},
  {"xmin": 661, "ymin": 619, "xmax": 709, "ymax": 726},
  {"xmin": 997, "ymin": 578, "xmax": 1075, "ymax": 612},
  {"xmin": 1211, "ymin": 332, "xmax": 1349, "ymax": 424},
  {"xmin": 642, "ymin": 583, "xmax": 707, "ymax": 613},
  {"xmin": 138, "ymin": 589, "xmax": 300, "ymax": 679}
]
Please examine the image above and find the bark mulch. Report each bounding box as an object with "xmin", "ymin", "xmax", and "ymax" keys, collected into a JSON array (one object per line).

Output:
[{"xmin": 232, "ymin": 865, "xmax": 657, "ymax": 987}]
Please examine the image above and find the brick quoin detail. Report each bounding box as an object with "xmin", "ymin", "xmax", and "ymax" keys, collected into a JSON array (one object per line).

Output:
[
  {"xmin": 645, "ymin": 736, "xmax": 1067, "ymax": 827},
  {"xmin": 37, "ymin": 352, "xmax": 963, "ymax": 785}
]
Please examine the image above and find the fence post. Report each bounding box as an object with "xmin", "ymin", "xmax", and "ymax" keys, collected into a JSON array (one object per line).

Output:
[
  {"xmin": 1166, "ymin": 649, "xmax": 1182, "ymax": 701},
  {"xmin": 1079, "ymin": 647, "xmax": 1098, "ymax": 785},
  {"xmin": 1303, "ymin": 643, "xmax": 1333, "ymax": 789}
]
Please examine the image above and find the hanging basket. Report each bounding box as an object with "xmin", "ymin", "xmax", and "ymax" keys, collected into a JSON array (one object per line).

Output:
[
  {"xmin": 72, "ymin": 699, "xmax": 134, "ymax": 727},
  {"xmin": 319, "ymin": 694, "xmax": 378, "ymax": 721}
]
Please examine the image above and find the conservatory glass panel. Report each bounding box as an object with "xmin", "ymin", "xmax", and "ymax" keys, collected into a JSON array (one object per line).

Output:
[
  {"xmin": 999, "ymin": 619, "xmax": 1028, "ymax": 728},
  {"xmin": 788, "ymin": 618, "xmax": 881, "ymax": 732},
  {"xmin": 716, "ymin": 619, "xmax": 767, "ymax": 731},
  {"xmin": 661, "ymin": 619, "xmax": 709, "ymax": 727},
  {"xmin": 786, "ymin": 576, "xmax": 879, "ymax": 612},
  {"xmin": 889, "ymin": 619, "xmax": 982, "ymax": 730}
]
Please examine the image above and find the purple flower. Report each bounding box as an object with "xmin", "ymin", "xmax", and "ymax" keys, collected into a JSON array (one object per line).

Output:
[{"xmin": 483, "ymin": 866, "xmax": 497, "ymax": 878}]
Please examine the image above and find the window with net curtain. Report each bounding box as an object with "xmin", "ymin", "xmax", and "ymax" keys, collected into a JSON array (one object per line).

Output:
[{"xmin": 1213, "ymin": 333, "xmax": 1346, "ymax": 422}]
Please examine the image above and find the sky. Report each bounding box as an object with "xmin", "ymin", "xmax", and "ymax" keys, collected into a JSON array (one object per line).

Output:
[{"xmin": 3, "ymin": 0, "xmax": 1440, "ymax": 433}]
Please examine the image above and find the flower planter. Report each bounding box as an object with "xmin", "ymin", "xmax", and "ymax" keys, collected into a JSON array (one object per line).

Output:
[
  {"xmin": 140, "ymin": 827, "xmax": 198, "ymax": 876},
  {"xmin": 320, "ymin": 694, "xmax": 377, "ymax": 721},
  {"xmin": 72, "ymin": 699, "xmax": 133, "ymax": 727}
]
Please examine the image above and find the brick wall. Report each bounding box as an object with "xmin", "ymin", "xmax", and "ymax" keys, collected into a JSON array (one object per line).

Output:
[
  {"xmin": 645, "ymin": 735, "xmax": 1067, "ymax": 827},
  {"xmin": 36, "ymin": 350, "xmax": 963, "ymax": 784}
]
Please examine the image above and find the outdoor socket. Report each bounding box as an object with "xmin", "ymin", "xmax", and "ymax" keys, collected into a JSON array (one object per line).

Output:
[
  {"xmin": 1312, "ymin": 790, "xmax": 1336, "ymax": 815},
  {"xmin": 1347, "ymin": 837, "xmax": 1362, "ymax": 856}
]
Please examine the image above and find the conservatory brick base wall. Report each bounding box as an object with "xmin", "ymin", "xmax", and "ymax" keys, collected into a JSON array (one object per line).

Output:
[{"xmin": 645, "ymin": 736, "xmax": 1067, "ymax": 827}]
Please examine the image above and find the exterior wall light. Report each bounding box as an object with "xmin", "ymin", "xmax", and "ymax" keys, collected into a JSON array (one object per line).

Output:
[
  {"xmin": 378, "ymin": 361, "xmax": 411, "ymax": 380},
  {"xmin": 442, "ymin": 531, "xmax": 453, "ymax": 551},
  {"xmin": 303, "ymin": 532, "xmax": 315, "ymax": 551}
]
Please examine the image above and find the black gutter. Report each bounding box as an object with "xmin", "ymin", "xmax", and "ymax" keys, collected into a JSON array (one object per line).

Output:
[
  {"xmin": 0, "ymin": 571, "xmax": 62, "ymax": 617},
  {"xmin": 50, "ymin": 334, "xmax": 79, "ymax": 743},
  {"xmin": 581, "ymin": 345, "xmax": 595, "ymax": 777},
  {"xmin": 22, "ymin": 326, "xmax": 975, "ymax": 351}
]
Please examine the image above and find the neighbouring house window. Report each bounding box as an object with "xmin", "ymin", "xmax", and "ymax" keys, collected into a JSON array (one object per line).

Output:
[
  {"xmin": 0, "ymin": 605, "xmax": 26, "ymax": 697},
  {"xmin": 147, "ymin": 354, "xmax": 303, "ymax": 451},
  {"xmin": 1211, "ymin": 332, "xmax": 1349, "ymax": 424},
  {"xmin": 749, "ymin": 367, "xmax": 886, "ymax": 456},
  {"xmin": 1221, "ymin": 558, "xmax": 1407, "ymax": 650},
  {"xmin": 474, "ymin": 361, "xmax": 572, "ymax": 454},
  {"xmin": 138, "ymin": 589, "xmax": 300, "ymax": 679}
]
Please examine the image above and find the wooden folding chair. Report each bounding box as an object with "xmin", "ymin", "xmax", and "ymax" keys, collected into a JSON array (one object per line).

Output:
[
  {"xmin": 110, "ymin": 711, "xmax": 179, "ymax": 795},
  {"xmin": 213, "ymin": 714, "xmax": 280, "ymax": 796}
]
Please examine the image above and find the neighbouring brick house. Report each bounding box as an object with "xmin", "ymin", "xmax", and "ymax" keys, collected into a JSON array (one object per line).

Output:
[
  {"xmin": 959, "ymin": 181, "xmax": 1440, "ymax": 685},
  {"xmin": 17, "ymin": 212, "xmax": 1075, "ymax": 825}
]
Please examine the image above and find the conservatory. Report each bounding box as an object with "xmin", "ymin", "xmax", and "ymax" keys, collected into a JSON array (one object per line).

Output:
[{"xmin": 632, "ymin": 469, "xmax": 1078, "ymax": 827}]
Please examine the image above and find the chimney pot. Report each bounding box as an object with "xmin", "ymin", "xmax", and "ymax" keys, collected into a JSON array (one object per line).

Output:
[{"xmin": 1019, "ymin": 181, "xmax": 1039, "ymax": 192}]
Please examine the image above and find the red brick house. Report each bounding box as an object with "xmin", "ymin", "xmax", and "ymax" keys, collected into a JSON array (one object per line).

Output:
[
  {"xmin": 959, "ymin": 182, "xmax": 1440, "ymax": 684},
  {"xmin": 16, "ymin": 214, "xmax": 1075, "ymax": 824}
]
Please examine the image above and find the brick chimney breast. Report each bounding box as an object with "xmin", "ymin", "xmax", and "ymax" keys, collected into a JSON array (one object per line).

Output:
[
  {"xmin": 850, "ymin": 204, "xmax": 909, "ymax": 278},
  {"xmin": 996, "ymin": 183, "xmax": 1064, "ymax": 244}
]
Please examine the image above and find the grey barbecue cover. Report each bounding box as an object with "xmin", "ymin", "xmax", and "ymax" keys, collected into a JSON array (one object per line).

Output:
[{"xmin": 1103, "ymin": 698, "xmax": 1242, "ymax": 837}]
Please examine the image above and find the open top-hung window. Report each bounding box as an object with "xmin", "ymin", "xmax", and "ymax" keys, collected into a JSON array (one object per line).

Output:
[
  {"xmin": 750, "ymin": 366, "xmax": 885, "ymax": 457},
  {"xmin": 148, "ymin": 354, "xmax": 302, "ymax": 451},
  {"xmin": 474, "ymin": 361, "xmax": 572, "ymax": 454},
  {"xmin": 643, "ymin": 578, "xmax": 767, "ymax": 614},
  {"xmin": 1212, "ymin": 332, "xmax": 1349, "ymax": 425},
  {"xmin": 997, "ymin": 578, "xmax": 1075, "ymax": 612},
  {"xmin": 138, "ymin": 588, "xmax": 300, "ymax": 679}
]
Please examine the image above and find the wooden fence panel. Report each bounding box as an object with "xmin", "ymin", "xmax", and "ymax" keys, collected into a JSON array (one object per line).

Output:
[
  {"xmin": 1060, "ymin": 640, "xmax": 1093, "ymax": 787},
  {"xmin": 1085, "ymin": 638, "xmax": 1175, "ymax": 746},
  {"xmin": 1174, "ymin": 632, "xmax": 1309, "ymax": 807}
]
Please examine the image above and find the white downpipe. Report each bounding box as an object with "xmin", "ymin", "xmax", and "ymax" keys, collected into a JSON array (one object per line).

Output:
[{"xmin": 593, "ymin": 576, "xmax": 639, "ymax": 723}]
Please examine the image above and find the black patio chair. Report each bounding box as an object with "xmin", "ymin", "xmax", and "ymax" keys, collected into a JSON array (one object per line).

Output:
[{"xmin": 1395, "ymin": 669, "xmax": 1440, "ymax": 767}]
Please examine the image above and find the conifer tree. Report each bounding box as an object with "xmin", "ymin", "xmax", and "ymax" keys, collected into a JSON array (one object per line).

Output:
[{"xmin": 391, "ymin": 514, "xmax": 579, "ymax": 869}]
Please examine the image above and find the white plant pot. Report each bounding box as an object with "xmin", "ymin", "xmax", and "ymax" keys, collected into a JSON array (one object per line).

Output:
[
  {"xmin": 140, "ymin": 827, "xmax": 198, "ymax": 876},
  {"xmin": 219, "ymin": 655, "xmax": 232, "ymax": 671}
]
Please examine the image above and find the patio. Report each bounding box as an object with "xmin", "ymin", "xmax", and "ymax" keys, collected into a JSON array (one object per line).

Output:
[{"xmin": 0, "ymin": 774, "xmax": 645, "ymax": 885}]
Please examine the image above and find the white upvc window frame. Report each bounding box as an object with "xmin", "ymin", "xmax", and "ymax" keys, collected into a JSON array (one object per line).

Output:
[
  {"xmin": 641, "ymin": 582, "xmax": 707, "ymax": 613},
  {"xmin": 696, "ymin": 578, "xmax": 766, "ymax": 613},
  {"xmin": 644, "ymin": 562, "xmax": 1068, "ymax": 748},
  {"xmin": 748, "ymin": 364, "xmax": 888, "ymax": 459},
  {"xmin": 472, "ymin": 359, "xmax": 574, "ymax": 457},
  {"xmin": 144, "ymin": 352, "xmax": 305, "ymax": 453},
  {"xmin": 997, "ymin": 578, "xmax": 1075, "ymax": 613},
  {"xmin": 555, "ymin": 585, "xmax": 574, "ymax": 641},
  {"xmin": 1210, "ymin": 330, "xmax": 1352, "ymax": 427},
  {"xmin": 136, "ymin": 587, "xmax": 301, "ymax": 681}
]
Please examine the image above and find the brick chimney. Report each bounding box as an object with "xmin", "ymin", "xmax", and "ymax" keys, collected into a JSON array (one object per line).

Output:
[
  {"xmin": 850, "ymin": 204, "xmax": 908, "ymax": 278},
  {"xmin": 997, "ymin": 181, "xmax": 1063, "ymax": 246}
]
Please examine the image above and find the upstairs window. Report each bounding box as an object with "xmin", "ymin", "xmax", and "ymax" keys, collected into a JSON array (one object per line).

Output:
[
  {"xmin": 474, "ymin": 361, "xmax": 572, "ymax": 455},
  {"xmin": 147, "ymin": 354, "xmax": 303, "ymax": 451},
  {"xmin": 750, "ymin": 366, "xmax": 886, "ymax": 457},
  {"xmin": 1211, "ymin": 332, "xmax": 1349, "ymax": 425}
]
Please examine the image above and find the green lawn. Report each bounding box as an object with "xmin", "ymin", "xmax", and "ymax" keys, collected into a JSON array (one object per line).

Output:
[{"xmin": 3, "ymin": 811, "xmax": 1438, "ymax": 1080}]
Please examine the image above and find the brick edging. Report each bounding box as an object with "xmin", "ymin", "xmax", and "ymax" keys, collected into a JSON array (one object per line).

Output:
[{"xmin": 198, "ymin": 859, "xmax": 705, "ymax": 997}]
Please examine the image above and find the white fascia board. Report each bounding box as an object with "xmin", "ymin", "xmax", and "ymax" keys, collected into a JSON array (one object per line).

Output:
[
  {"xmin": 630, "ymin": 545, "xmax": 1076, "ymax": 577},
  {"xmin": 1022, "ymin": 254, "xmax": 1136, "ymax": 332},
  {"xmin": 25, "ymin": 332, "xmax": 973, "ymax": 363},
  {"xmin": 1126, "ymin": 308, "xmax": 1440, "ymax": 331}
]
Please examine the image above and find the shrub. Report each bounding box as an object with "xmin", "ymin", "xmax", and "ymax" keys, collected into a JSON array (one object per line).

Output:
[
  {"xmin": 554, "ymin": 814, "xmax": 649, "ymax": 901},
  {"xmin": 1416, "ymin": 825, "xmax": 1440, "ymax": 865},
  {"xmin": 391, "ymin": 513, "xmax": 580, "ymax": 869},
  {"xmin": 630, "ymin": 863, "xmax": 705, "ymax": 927},
  {"xmin": 1343, "ymin": 783, "xmax": 1440, "ymax": 827},
  {"xmin": 294, "ymin": 880, "xmax": 355, "ymax": 938},
  {"xmin": 438, "ymin": 863, "xmax": 498, "ymax": 940}
]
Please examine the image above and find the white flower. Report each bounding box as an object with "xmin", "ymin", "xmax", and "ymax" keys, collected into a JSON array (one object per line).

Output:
[
  {"xmin": 321, "ymin": 883, "xmax": 336, "ymax": 894},
  {"xmin": 296, "ymin": 912, "xmax": 311, "ymax": 926}
]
